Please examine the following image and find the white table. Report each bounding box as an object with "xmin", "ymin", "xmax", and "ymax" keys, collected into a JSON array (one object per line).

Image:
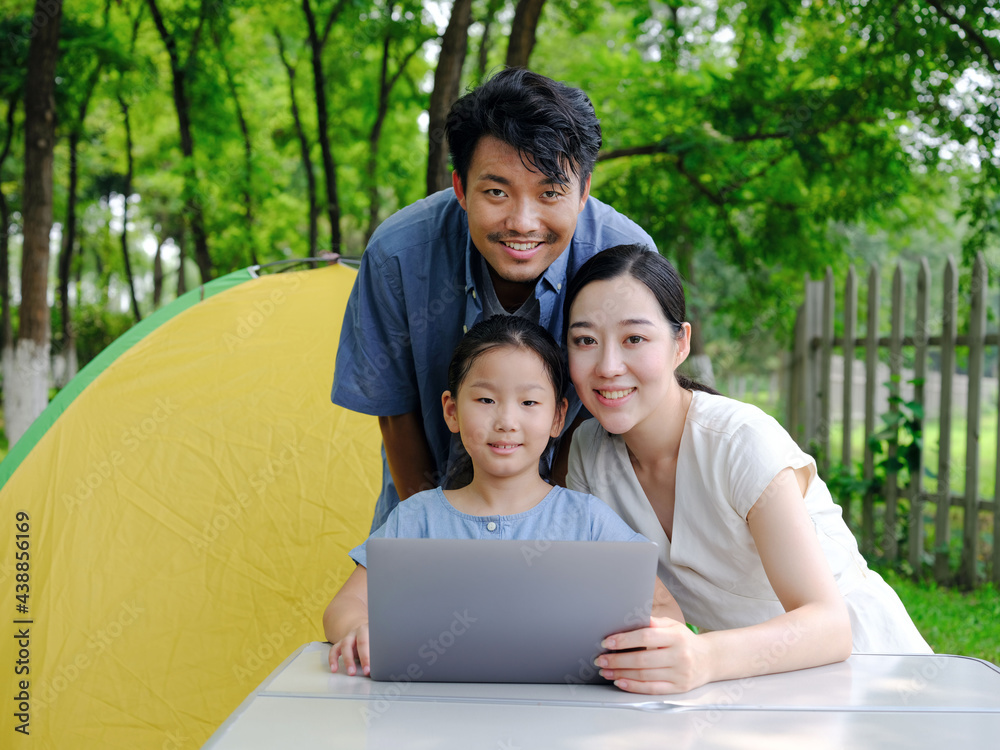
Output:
[{"xmin": 203, "ymin": 642, "xmax": 1000, "ymax": 748}]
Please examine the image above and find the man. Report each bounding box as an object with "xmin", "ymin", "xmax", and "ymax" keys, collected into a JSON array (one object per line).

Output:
[{"xmin": 332, "ymin": 68, "xmax": 655, "ymax": 531}]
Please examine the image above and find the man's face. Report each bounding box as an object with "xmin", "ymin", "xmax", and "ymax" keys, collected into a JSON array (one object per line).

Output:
[{"xmin": 453, "ymin": 136, "xmax": 591, "ymax": 286}]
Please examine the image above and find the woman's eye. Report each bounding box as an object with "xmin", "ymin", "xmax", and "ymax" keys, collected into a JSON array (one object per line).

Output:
[
  {"xmin": 573, "ymin": 336, "xmax": 596, "ymax": 346},
  {"xmin": 626, "ymin": 335, "xmax": 644, "ymax": 344}
]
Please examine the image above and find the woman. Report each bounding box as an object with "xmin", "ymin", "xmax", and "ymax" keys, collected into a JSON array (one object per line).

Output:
[{"xmin": 565, "ymin": 244, "xmax": 930, "ymax": 695}]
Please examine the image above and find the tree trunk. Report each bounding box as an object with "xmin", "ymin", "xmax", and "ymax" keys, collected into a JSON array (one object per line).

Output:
[
  {"xmin": 176, "ymin": 232, "xmax": 188, "ymax": 295},
  {"xmin": 0, "ymin": 99, "xmax": 16, "ymax": 405},
  {"xmin": 9, "ymin": 0, "xmax": 63, "ymax": 445},
  {"xmin": 367, "ymin": 34, "xmax": 393, "ymax": 242},
  {"xmin": 53, "ymin": 127, "xmax": 80, "ymax": 389},
  {"xmin": 505, "ymin": 0, "xmax": 546, "ymax": 69},
  {"xmin": 426, "ymin": 0, "xmax": 472, "ymax": 196},
  {"xmin": 366, "ymin": 23, "xmax": 424, "ymax": 242},
  {"xmin": 118, "ymin": 95, "xmax": 142, "ymax": 321},
  {"xmin": 674, "ymin": 236, "xmax": 715, "ymax": 388},
  {"xmin": 302, "ymin": 0, "xmax": 343, "ymax": 251},
  {"xmin": 476, "ymin": 0, "xmax": 504, "ymax": 79},
  {"xmin": 275, "ymin": 29, "xmax": 318, "ymax": 256},
  {"xmin": 153, "ymin": 239, "xmax": 164, "ymax": 307},
  {"xmin": 55, "ymin": 66, "xmax": 101, "ymax": 388},
  {"xmin": 147, "ymin": 0, "xmax": 214, "ymax": 282}
]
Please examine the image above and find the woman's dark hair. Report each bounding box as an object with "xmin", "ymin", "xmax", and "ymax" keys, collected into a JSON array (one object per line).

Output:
[
  {"xmin": 446, "ymin": 67, "xmax": 601, "ymax": 193},
  {"xmin": 447, "ymin": 314, "xmax": 567, "ymax": 400},
  {"xmin": 564, "ymin": 244, "xmax": 719, "ymax": 395}
]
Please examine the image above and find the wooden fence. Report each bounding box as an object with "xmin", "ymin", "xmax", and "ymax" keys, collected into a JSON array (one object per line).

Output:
[{"xmin": 787, "ymin": 254, "xmax": 999, "ymax": 587}]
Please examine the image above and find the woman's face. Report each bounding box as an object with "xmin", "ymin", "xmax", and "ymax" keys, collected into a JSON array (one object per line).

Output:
[{"xmin": 567, "ymin": 276, "xmax": 690, "ymax": 437}]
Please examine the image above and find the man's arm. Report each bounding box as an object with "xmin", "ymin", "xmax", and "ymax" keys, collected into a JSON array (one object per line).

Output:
[{"xmin": 379, "ymin": 412, "xmax": 438, "ymax": 500}]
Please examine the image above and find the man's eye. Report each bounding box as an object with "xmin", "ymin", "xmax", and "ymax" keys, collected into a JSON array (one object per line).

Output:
[{"xmin": 485, "ymin": 189, "xmax": 506, "ymax": 197}]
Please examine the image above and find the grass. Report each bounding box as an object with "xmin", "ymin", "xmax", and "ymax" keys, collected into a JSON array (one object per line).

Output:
[{"xmin": 879, "ymin": 566, "xmax": 1000, "ymax": 664}]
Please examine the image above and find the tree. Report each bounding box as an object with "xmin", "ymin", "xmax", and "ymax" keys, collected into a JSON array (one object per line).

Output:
[
  {"xmin": 505, "ymin": 0, "xmax": 545, "ymax": 68},
  {"xmin": 426, "ymin": 0, "xmax": 472, "ymax": 195},
  {"xmin": 9, "ymin": 0, "xmax": 63, "ymax": 445},
  {"xmin": 146, "ymin": 0, "xmax": 215, "ymax": 281},
  {"xmin": 274, "ymin": 27, "xmax": 319, "ymax": 256},
  {"xmin": 301, "ymin": 0, "xmax": 349, "ymax": 251},
  {"xmin": 212, "ymin": 22, "xmax": 258, "ymax": 266},
  {"xmin": 366, "ymin": 1, "xmax": 432, "ymax": 240},
  {"xmin": 0, "ymin": 17, "xmax": 27, "ymax": 401}
]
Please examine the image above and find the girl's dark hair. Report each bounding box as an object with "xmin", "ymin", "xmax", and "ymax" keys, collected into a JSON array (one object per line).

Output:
[
  {"xmin": 564, "ymin": 244, "xmax": 719, "ymax": 395},
  {"xmin": 446, "ymin": 67, "xmax": 601, "ymax": 193},
  {"xmin": 448, "ymin": 314, "xmax": 566, "ymax": 399}
]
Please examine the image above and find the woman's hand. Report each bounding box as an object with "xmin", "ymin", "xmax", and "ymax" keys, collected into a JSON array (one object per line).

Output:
[
  {"xmin": 595, "ymin": 617, "xmax": 713, "ymax": 695},
  {"xmin": 329, "ymin": 623, "xmax": 371, "ymax": 676}
]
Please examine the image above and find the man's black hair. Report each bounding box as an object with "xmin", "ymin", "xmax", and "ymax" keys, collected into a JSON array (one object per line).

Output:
[{"xmin": 445, "ymin": 67, "xmax": 602, "ymax": 192}]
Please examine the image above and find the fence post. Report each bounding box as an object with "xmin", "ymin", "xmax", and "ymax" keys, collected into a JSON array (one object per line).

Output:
[
  {"xmin": 862, "ymin": 264, "xmax": 880, "ymax": 557},
  {"xmin": 884, "ymin": 264, "xmax": 905, "ymax": 562},
  {"xmin": 805, "ymin": 279, "xmax": 824, "ymax": 451},
  {"xmin": 960, "ymin": 253, "xmax": 987, "ymax": 588},
  {"xmin": 789, "ymin": 303, "xmax": 805, "ymax": 447},
  {"xmin": 910, "ymin": 259, "xmax": 929, "ymax": 577},
  {"xmin": 841, "ymin": 266, "xmax": 857, "ymax": 531},
  {"xmin": 819, "ymin": 267, "xmax": 834, "ymax": 474},
  {"xmin": 935, "ymin": 257, "xmax": 957, "ymax": 585}
]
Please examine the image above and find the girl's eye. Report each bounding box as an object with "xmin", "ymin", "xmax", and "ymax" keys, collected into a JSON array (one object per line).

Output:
[
  {"xmin": 626, "ymin": 335, "xmax": 644, "ymax": 344},
  {"xmin": 522, "ymin": 400, "xmax": 538, "ymax": 407},
  {"xmin": 477, "ymin": 397, "xmax": 495, "ymax": 404}
]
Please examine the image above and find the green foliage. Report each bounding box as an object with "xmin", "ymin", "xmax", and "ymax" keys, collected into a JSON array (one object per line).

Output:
[
  {"xmin": 868, "ymin": 375, "xmax": 926, "ymax": 491},
  {"xmin": 61, "ymin": 302, "xmax": 136, "ymax": 369}
]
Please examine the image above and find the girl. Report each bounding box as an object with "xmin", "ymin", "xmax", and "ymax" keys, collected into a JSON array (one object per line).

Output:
[
  {"xmin": 565, "ymin": 244, "xmax": 930, "ymax": 696},
  {"xmin": 324, "ymin": 314, "xmax": 681, "ymax": 676}
]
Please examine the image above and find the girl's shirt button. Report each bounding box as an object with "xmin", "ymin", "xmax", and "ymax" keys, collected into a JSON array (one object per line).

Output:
[{"xmin": 486, "ymin": 521, "xmax": 497, "ymax": 532}]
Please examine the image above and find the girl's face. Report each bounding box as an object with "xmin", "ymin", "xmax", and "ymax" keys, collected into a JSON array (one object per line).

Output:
[
  {"xmin": 442, "ymin": 345, "xmax": 567, "ymax": 482},
  {"xmin": 567, "ymin": 276, "xmax": 690, "ymax": 437}
]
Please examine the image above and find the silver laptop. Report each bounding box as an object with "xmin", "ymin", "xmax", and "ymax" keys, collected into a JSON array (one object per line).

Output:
[{"xmin": 366, "ymin": 537, "xmax": 658, "ymax": 684}]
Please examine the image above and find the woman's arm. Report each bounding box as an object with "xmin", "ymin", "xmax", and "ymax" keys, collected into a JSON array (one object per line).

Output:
[
  {"xmin": 323, "ymin": 566, "xmax": 372, "ymax": 675},
  {"xmin": 596, "ymin": 467, "xmax": 852, "ymax": 694}
]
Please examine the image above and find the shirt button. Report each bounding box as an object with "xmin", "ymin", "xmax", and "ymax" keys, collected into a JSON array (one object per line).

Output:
[
  {"xmin": 463, "ymin": 325, "xmax": 468, "ymax": 333},
  {"xmin": 486, "ymin": 522, "xmax": 497, "ymax": 532},
  {"xmin": 472, "ymin": 289, "xmax": 477, "ymax": 300},
  {"xmin": 557, "ymin": 283, "xmax": 562, "ymax": 291}
]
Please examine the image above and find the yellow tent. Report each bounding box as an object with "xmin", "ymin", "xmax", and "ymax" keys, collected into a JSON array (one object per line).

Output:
[{"xmin": 0, "ymin": 263, "xmax": 381, "ymax": 748}]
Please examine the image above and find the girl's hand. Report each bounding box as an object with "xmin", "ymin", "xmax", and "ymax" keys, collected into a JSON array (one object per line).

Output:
[
  {"xmin": 595, "ymin": 617, "xmax": 713, "ymax": 695},
  {"xmin": 329, "ymin": 623, "xmax": 371, "ymax": 677}
]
